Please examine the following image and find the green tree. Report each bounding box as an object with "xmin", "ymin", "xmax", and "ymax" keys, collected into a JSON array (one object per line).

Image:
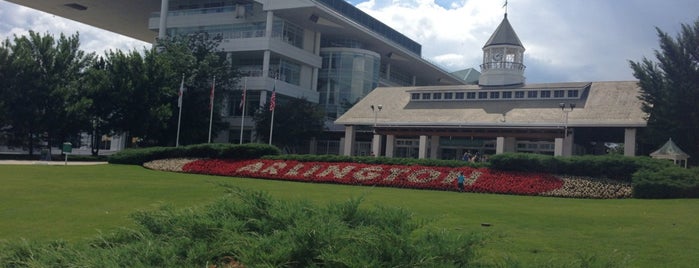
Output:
[
  {"xmin": 630, "ymin": 18, "xmax": 699, "ymax": 162},
  {"xmin": 254, "ymin": 97, "xmax": 326, "ymax": 153},
  {"xmin": 2, "ymin": 31, "xmax": 92, "ymax": 155},
  {"xmin": 154, "ymin": 32, "xmax": 239, "ymax": 146}
]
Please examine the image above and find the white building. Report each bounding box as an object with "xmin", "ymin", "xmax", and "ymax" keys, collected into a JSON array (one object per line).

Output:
[
  {"xmin": 8, "ymin": 0, "xmax": 465, "ymax": 153},
  {"xmin": 335, "ymin": 13, "xmax": 647, "ymax": 158}
]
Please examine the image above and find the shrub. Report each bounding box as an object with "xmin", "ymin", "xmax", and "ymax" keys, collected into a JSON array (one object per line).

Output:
[
  {"xmin": 489, "ymin": 153, "xmax": 674, "ymax": 182},
  {"xmin": 262, "ymin": 154, "xmax": 485, "ymax": 168},
  {"xmin": 632, "ymin": 167, "xmax": 699, "ymax": 198},
  {"xmin": 108, "ymin": 143, "xmax": 280, "ymax": 165},
  {"xmin": 0, "ymin": 187, "xmax": 483, "ymax": 267}
]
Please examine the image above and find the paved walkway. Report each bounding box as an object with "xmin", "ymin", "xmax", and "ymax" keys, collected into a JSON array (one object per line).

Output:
[{"xmin": 0, "ymin": 160, "xmax": 108, "ymax": 165}]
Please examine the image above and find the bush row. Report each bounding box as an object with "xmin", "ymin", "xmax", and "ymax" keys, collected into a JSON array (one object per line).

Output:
[
  {"xmin": 262, "ymin": 154, "xmax": 486, "ymax": 168},
  {"xmin": 108, "ymin": 143, "xmax": 280, "ymax": 165},
  {"xmin": 488, "ymin": 153, "xmax": 673, "ymax": 181},
  {"xmin": 633, "ymin": 167, "xmax": 699, "ymax": 198},
  {"xmin": 488, "ymin": 153, "xmax": 699, "ymax": 198}
]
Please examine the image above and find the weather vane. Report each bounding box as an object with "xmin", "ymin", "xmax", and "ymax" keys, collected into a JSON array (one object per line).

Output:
[{"xmin": 503, "ymin": 0, "xmax": 508, "ymax": 14}]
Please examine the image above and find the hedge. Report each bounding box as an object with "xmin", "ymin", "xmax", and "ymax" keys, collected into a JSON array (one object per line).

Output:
[
  {"xmin": 108, "ymin": 143, "xmax": 280, "ymax": 165},
  {"xmin": 632, "ymin": 167, "xmax": 699, "ymax": 198},
  {"xmin": 262, "ymin": 154, "xmax": 485, "ymax": 168}
]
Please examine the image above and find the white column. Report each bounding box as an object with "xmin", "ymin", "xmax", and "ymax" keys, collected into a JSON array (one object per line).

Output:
[
  {"xmin": 385, "ymin": 135, "xmax": 395, "ymax": 158},
  {"xmin": 343, "ymin": 126, "xmax": 356, "ymax": 156},
  {"xmin": 418, "ymin": 135, "xmax": 428, "ymax": 159},
  {"xmin": 262, "ymin": 50, "xmax": 271, "ymax": 79},
  {"xmin": 624, "ymin": 128, "xmax": 637, "ymax": 156},
  {"xmin": 372, "ymin": 134, "xmax": 382, "ymax": 157},
  {"xmin": 563, "ymin": 132, "xmax": 574, "ymax": 156},
  {"xmin": 496, "ymin": 137, "xmax": 505, "ymax": 154},
  {"xmin": 265, "ymin": 11, "xmax": 274, "ymax": 38},
  {"xmin": 430, "ymin": 135, "xmax": 440, "ymax": 159},
  {"xmin": 554, "ymin": 138, "xmax": 564, "ymax": 156},
  {"xmin": 158, "ymin": 0, "xmax": 169, "ymax": 39}
]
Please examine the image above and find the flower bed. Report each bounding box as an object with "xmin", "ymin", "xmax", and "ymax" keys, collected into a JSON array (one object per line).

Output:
[
  {"xmin": 144, "ymin": 158, "xmax": 632, "ymax": 198},
  {"xmin": 181, "ymin": 159, "xmax": 563, "ymax": 196}
]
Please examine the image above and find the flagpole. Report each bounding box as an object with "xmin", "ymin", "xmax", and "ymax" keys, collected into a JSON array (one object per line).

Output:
[
  {"xmin": 268, "ymin": 77, "xmax": 276, "ymax": 145},
  {"xmin": 239, "ymin": 77, "xmax": 247, "ymax": 144},
  {"xmin": 176, "ymin": 73, "xmax": 184, "ymax": 147},
  {"xmin": 208, "ymin": 76, "xmax": 216, "ymax": 143}
]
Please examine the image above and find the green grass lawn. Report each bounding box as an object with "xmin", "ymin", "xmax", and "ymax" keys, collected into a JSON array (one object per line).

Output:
[{"xmin": 1, "ymin": 164, "xmax": 698, "ymax": 267}]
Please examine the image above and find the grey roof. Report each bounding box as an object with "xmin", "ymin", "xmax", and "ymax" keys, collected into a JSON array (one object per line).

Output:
[
  {"xmin": 451, "ymin": 68, "xmax": 480, "ymax": 84},
  {"xmin": 483, "ymin": 14, "xmax": 523, "ymax": 48},
  {"xmin": 335, "ymin": 81, "xmax": 647, "ymax": 128},
  {"xmin": 650, "ymin": 139, "xmax": 690, "ymax": 159}
]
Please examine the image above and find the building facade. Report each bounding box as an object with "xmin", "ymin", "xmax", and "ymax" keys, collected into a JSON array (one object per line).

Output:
[
  {"xmin": 335, "ymin": 13, "xmax": 647, "ymax": 159},
  {"xmin": 8, "ymin": 0, "xmax": 465, "ymax": 152}
]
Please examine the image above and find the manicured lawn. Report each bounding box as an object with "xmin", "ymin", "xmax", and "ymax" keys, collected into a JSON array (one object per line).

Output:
[{"xmin": 1, "ymin": 164, "xmax": 698, "ymax": 267}]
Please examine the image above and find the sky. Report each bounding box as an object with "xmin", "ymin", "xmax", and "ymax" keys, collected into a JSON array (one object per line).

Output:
[{"xmin": 1, "ymin": 0, "xmax": 697, "ymax": 83}]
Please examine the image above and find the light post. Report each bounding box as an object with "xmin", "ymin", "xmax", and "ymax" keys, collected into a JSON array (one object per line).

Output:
[
  {"xmin": 371, "ymin": 104, "xmax": 383, "ymax": 133},
  {"xmin": 559, "ymin": 102, "xmax": 575, "ymax": 139},
  {"xmin": 370, "ymin": 104, "xmax": 382, "ymax": 157}
]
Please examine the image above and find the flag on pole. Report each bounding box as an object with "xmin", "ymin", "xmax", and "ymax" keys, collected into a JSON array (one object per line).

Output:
[
  {"xmin": 209, "ymin": 76, "xmax": 216, "ymax": 110},
  {"xmin": 269, "ymin": 86, "xmax": 276, "ymax": 111},
  {"xmin": 239, "ymin": 81, "xmax": 246, "ymax": 109},
  {"xmin": 177, "ymin": 75, "xmax": 184, "ymax": 108}
]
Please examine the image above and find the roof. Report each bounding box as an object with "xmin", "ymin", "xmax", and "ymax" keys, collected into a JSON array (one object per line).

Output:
[
  {"xmin": 335, "ymin": 81, "xmax": 647, "ymax": 128},
  {"xmin": 451, "ymin": 68, "xmax": 480, "ymax": 84},
  {"xmin": 483, "ymin": 14, "xmax": 523, "ymax": 48},
  {"xmin": 650, "ymin": 139, "xmax": 690, "ymax": 160}
]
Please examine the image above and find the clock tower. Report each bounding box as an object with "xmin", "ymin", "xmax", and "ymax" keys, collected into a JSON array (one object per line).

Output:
[{"xmin": 479, "ymin": 13, "xmax": 526, "ymax": 86}]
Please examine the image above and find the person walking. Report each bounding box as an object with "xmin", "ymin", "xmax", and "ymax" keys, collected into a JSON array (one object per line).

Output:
[{"xmin": 457, "ymin": 172, "xmax": 465, "ymax": 192}]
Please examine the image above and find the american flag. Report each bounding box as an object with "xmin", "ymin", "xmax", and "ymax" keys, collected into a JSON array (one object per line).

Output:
[
  {"xmin": 209, "ymin": 76, "xmax": 216, "ymax": 110},
  {"xmin": 269, "ymin": 86, "xmax": 276, "ymax": 111},
  {"xmin": 239, "ymin": 83, "xmax": 246, "ymax": 109}
]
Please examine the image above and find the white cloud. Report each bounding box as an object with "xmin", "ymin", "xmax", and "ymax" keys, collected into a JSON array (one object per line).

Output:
[{"xmin": 2, "ymin": 0, "xmax": 698, "ymax": 83}]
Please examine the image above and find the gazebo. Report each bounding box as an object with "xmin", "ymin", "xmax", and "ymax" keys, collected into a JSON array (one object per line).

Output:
[{"xmin": 650, "ymin": 138, "xmax": 690, "ymax": 168}]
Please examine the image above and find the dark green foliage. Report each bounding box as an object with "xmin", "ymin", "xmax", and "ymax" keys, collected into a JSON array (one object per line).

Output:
[
  {"xmin": 489, "ymin": 153, "xmax": 674, "ymax": 181},
  {"xmin": 262, "ymin": 154, "xmax": 486, "ymax": 168},
  {"xmin": 630, "ymin": 18, "xmax": 699, "ymax": 163},
  {"xmin": 253, "ymin": 98, "xmax": 326, "ymax": 154},
  {"xmin": 632, "ymin": 167, "xmax": 699, "ymax": 198},
  {"xmin": 108, "ymin": 143, "xmax": 280, "ymax": 165},
  {"xmin": 0, "ymin": 188, "xmax": 483, "ymax": 267}
]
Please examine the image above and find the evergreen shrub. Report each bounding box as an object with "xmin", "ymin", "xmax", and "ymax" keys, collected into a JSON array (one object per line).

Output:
[
  {"xmin": 632, "ymin": 167, "xmax": 699, "ymax": 198},
  {"xmin": 108, "ymin": 143, "xmax": 280, "ymax": 165},
  {"xmin": 0, "ymin": 188, "xmax": 483, "ymax": 267}
]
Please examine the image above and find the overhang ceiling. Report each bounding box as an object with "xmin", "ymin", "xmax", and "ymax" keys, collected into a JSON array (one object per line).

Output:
[{"xmin": 7, "ymin": 0, "xmax": 160, "ymax": 42}]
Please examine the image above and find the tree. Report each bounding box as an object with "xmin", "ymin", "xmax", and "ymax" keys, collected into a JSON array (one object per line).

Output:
[
  {"xmin": 630, "ymin": 18, "xmax": 699, "ymax": 163},
  {"xmin": 2, "ymin": 31, "xmax": 92, "ymax": 155},
  {"xmin": 153, "ymin": 32, "xmax": 239, "ymax": 146},
  {"xmin": 254, "ymin": 97, "xmax": 326, "ymax": 153}
]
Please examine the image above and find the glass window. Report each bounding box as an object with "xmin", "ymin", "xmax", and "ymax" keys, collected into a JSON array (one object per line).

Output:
[
  {"xmin": 444, "ymin": 92, "xmax": 453, "ymax": 99},
  {"xmin": 527, "ymin": 91, "xmax": 538, "ymax": 98},
  {"xmin": 515, "ymin": 91, "xmax": 525, "ymax": 98},
  {"xmin": 554, "ymin": 90, "xmax": 565, "ymax": 98},
  {"xmin": 541, "ymin": 90, "xmax": 551, "ymax": 98},
  {"xmin": 567, "ymin": 90, "xmax": 579, "ymax": 98},
  {"xmin": 455, "ymin": 92, "xmax": 465, "ymax": 99},
  {"xmin": 433, "ymin": 92, "xmax": 442, "ymax": 99},
  {"xmin": 502, "ymin": 91, "xmax": 512, "ymax": 99},
  {"xmin": 422, "ymin": 93, "xmax": 431, "ymax": 100},
  {"xmin": 490, "ymin": 92, "xmax": 500, "ymax": 99},
  {"xmin": 411, "ymin": 93, "xmax": 420, "ymax": 100},
  {"xmin": 466, "ymin": 92, "xmax": 476, "ymax": 99},
  {"xmin": 478, "ymin": 92, "xmax": 488, "ymax": 99}
]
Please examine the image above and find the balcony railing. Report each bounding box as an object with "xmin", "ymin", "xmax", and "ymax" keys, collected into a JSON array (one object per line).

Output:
[{"xmin": 480, "ymin": 62, "xmax": 526, "ymax": 71}]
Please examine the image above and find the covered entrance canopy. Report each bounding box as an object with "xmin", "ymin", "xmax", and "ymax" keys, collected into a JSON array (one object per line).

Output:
[{"xmin": 650, "ymin": 138, "xmax": 690, "ymax": 168}]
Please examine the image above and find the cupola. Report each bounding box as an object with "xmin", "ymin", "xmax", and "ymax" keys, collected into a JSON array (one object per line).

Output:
[{"xmin": 479, "ymin": 13, "xmax": 526, "ymax": 86}]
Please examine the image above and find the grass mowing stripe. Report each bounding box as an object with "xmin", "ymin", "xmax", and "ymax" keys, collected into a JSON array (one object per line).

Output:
[{"xmin": 0, "ymin": 164, "xmax": 698, "ymax": 267}]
